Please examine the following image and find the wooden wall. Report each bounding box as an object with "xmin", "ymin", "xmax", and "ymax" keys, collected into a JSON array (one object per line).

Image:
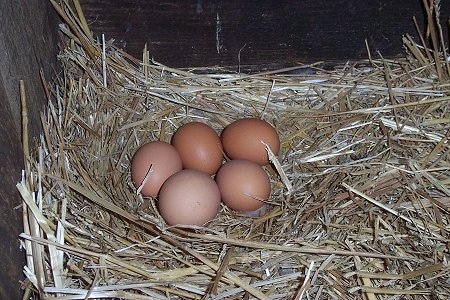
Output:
[
  {"xmin": 0, "ymin": 1, "xmax": 60, "ymax": 298},
  {"xmin": 77, "ymin": 0, "xmax": 448, "ymax": 68}
]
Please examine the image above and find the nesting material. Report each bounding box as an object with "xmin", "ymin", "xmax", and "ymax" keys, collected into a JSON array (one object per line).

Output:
[{"xmin": 19, "ymin": 1, "xmax": 450, "ymax": 299}]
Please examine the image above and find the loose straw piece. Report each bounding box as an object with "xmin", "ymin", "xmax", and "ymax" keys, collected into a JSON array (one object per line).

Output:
[
  {"xmin": 208, "ymin": 246, "xmax": 235, "ymax": 295},
  {"xmin": 102, "ymin": 33, "xmax": 107, "ymax": 88},
  {"xmin": 293, "ymin": 260, "xmax": 314, "ymax": 300},
  {"xmin": 136, "ymin": 164, "xmax": 153, "ymax": 195},
  {"xmin": 19, "ymin": 80, "xmax": 35, "ymax": 291},
  {"xmin": 342, "ymin": 182, "xmax": 415, "ymax": 225},
  {"xmin": 19, "ymin": 80, "xmax": 29, "ymax": 170},
  {"xmin": 263, "ymin": 141, "xmax": 293, "ymax": 193}
]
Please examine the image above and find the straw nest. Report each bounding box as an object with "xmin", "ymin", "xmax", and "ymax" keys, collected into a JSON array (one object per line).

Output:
[{"xmin": 19, "ymin": 1, "xmax": 450, "ymax": 299}]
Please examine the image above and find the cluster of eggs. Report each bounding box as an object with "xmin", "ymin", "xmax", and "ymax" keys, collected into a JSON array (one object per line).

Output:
[{"xmin": 130, "ymin": 118, "xmax": 280, "ymax": 226}]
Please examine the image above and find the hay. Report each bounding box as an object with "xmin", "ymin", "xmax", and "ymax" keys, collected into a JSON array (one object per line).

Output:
[{"xmin": 19, "ymin": 0, "xmax": 450, "ymax": 299}]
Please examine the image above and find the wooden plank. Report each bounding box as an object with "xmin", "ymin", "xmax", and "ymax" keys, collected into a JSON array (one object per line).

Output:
[
  {"xmin": 0, "ymin": 1, "xmax": 60, "ymax": 298},
  {"xmin": 78, "ymin": 0, "xmax": 448, "ymax": 68}
]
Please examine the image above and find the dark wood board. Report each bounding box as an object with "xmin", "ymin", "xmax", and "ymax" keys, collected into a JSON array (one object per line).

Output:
[
  {"xmin": 78, "ymin": 0, "xmax": 449, "ymax": 68},
  {"xmin": 0, "ymin": 1, "xmax": 60, "ymax": 298}
]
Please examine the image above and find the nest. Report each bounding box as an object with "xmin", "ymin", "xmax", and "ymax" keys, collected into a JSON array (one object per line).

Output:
[{"xmin": 19, "ymin": 1, "xmax": 450, "ymax": 299}]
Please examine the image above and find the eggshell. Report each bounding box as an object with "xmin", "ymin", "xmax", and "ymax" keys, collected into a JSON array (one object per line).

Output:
[
  {"xmin": 171, "ymin": 122, "xmax": 223, "ymax": 175},
  {"xmin": 221, "ymin": 118, "xmax": 280, "ymax": 165},
  {"xmin": 131, "ymin": 141, "xmax": 182, "ymax": 197},
  {"xmin": 158, "ymin": 169, "xmax": 221, "ymax": 226},
  {"xmin": 215, "ymin": 160, "xmax": 271, "ymax": 212}
]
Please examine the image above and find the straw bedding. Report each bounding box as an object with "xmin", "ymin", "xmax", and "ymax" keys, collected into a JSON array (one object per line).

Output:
[{"xmin": 18, "ymin": 0, "xmax": 450, "ymax": 299}]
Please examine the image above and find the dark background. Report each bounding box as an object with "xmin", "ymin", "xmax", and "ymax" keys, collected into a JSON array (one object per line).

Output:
[
  {"xmin": 0, "ymin": 1, "xmax": 60, "ymax": 299},
  {"xmin": 1, "ymin": 1, "xmax": 449, "ymax": 299},
  {"xmin": 79, "ymin": 0, "xmax": 436, "ymax": 68}
]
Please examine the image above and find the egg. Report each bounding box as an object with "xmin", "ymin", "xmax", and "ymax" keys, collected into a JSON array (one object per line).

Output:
[
  {"xmin": 221, "ymin": 118, "xmax": 280, "ymax": 165},
  {"xmin": 131, "ymin": 141, "xmax": 182, "ymax": 197},
  {"xmin": 158, "ymin": 169, "xmax": 221, "ymax": 226},
  {"xmin": 215, "ymin": 159, "xmax": 271, "ymax": 212},
  {"xmin": 171, "ymin": 122, "xmax": 223, "ymax": 175}
]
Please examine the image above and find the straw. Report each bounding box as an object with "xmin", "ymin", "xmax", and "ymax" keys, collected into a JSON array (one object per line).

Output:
[{"xmin": 18, "ymin": 0, "xmax": 450, "ymax": 298}]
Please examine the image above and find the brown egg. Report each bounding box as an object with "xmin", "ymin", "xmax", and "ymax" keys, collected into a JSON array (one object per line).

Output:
[
  {"xmin": 171, "ymin": 122, "xmax": 223, "ymax": 175},
  {"xmin": 131, "ymin": 141, "xmax": 182, "ymax": 197},
  {"xmin": 158, "ymin": 169, "xmax": 221, "ymax": 226},
  {"xmin": 215, "ymin": 160, "xmax": 271, "ymax": 212},
  {"xmin": 221, "ymin": 118, "xmax": 280, "ymax": 165}
]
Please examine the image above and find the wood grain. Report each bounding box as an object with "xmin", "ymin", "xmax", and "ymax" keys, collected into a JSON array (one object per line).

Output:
[
  {"xmin": 0, "ymin": 1, "xmax": 59, "ymax": 298},
  {"xmin": 77, "ymin": 0, "xmax": 444, "ymax": 68}
]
